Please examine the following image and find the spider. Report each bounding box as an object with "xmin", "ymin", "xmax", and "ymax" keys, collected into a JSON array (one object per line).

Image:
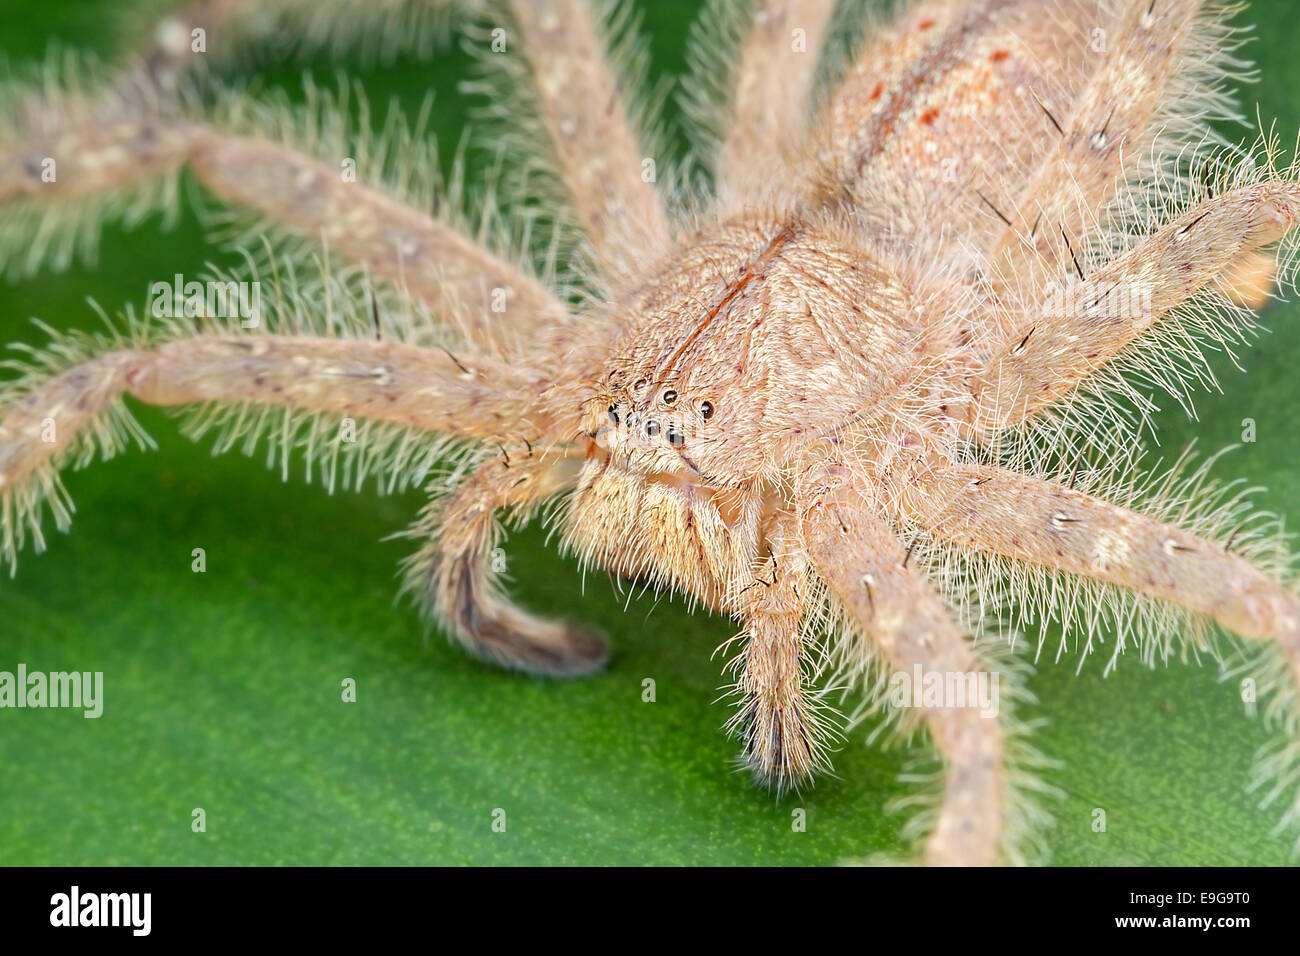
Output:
[{"xmin": 2, "ymin": 0, "xmax": 1299, "ymax": 866}]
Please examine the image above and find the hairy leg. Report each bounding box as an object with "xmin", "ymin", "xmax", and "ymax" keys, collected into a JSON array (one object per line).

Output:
[
  {"xmin": 800, "ymin": 464, "xmax": 1005, "ymax": 866},
  {"xmin": 966, "ymin": 180, "xmax": 1299, "ymax": 430},
  {"xmin": 0, "ymin": 333, "xmax": 546, "ymax": 567},
  {"xmin": 716, "ymin": 0, "xmax": 835, "ymax": 205},
  {"xmin": 727, "ymin": 513, "xmax": 828, "ymax": 790},
  {"xmin": 186, "ymin": 132, "xmax": 569, "ymax": 353},
  {"xmin": 893, "ymin": 461, "xmax": 1300, "ymax": 683},
  {"xmin": 508, "ymin": 0, "xmax": 669, "ymax": 287},
  {"xmin": 0, "ymin": 119, "xmax": 568, "ymax": 352},
  {"xmin": 401, "ymin": 450, "xmax": 607, "ymax": 676}
]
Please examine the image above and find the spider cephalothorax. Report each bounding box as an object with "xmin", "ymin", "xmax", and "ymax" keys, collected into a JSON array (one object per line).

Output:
[
  {"xmin": 567, "ymin": 215, "xmax": 925, "ymax": 611},
  {"xmin": 3, "ymin": 0, "xmax": 1300, "ymax": 865}
]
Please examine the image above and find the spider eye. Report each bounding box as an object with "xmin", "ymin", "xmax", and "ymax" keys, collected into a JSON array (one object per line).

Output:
[
  {"xmin": 662, "ymin": 389, "xmax": 677, "ymax": 405},
  {"xmin": 645, "ymin": 419, "xmax": 661, "ymax": 438},
  {"xmin": 666, "ymin": 426, "xmax": 685, "ymax": 446},
  {"xmin": 608, "ymin": 405, "xmax": 620, "ymax": 425},
  {"xmin": 699, "ymin": 400, "xmax": 714, "ymax": 420}
]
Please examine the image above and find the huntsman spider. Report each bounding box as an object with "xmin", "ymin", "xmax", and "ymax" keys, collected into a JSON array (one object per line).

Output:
[{"xmin": 2, "ymin": 0, "xmax": 1300, "ymax": 865}]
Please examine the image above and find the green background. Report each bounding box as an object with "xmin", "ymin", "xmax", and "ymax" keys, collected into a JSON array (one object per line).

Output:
[{"xmin": 1, "ymin": 0, "xmax": 1298, "ymax": 865}]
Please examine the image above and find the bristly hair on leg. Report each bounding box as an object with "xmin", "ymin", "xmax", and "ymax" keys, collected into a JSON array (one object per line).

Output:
[
  {"xmin": 0, "ymin": 250, "xmax": 504, "ymax": 575},
  {"xmin": 0, "ymin": 55, "xmax": 578, "ymax": 357},
  {"xmin": 818, "ymin": 570, "xmax": 1058, "ymax": 867}
]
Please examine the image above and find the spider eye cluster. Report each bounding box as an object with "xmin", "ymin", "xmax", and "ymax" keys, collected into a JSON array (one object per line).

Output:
[
  {"xmin": 655, "ymin": 387, "xmax": 715, "ymax": 420},
  {"xmin": 601, "ymin": 378, "xmax": 717, "ymax": 451}
]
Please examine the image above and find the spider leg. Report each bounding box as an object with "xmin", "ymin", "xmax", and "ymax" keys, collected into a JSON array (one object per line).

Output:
[
  {"xmin": 967, "ymin": 180, "xmax": 1299, "ymax": 430},
  {"xmin": 727, "ymin": 513, "xmax": 830, "ymax": 791},
  {"xmin": 714, "ymin": 0, "xmax": 835, "ymax": 206},
  {"xmin": 799, "ymin": 465, "xmax": 1006, "ymax": 866},
  {"xmin": 400, "ymin": 451, "xmax": 608, "ymax": 676},
  {"xmin": 0, "ymin": 121, "xmax": 567, "ymax": 354},
  {"xmin": 186, "ymin": 132, "xmax": 569, "ymax": 354},
  {"xmin": 507, "ymin": 0, "xmax": 670, "ymax": 286},
  {"xmin": 892, "ymin": 459, "xmax": 1300, "ymax": 833},
  {"xmin": 0, "ymin": 333, "xmax": 547, "ymax": 570},
  {"xmin": 894, "ymin": 461, "xmax": 1300, "ymax": 668}
]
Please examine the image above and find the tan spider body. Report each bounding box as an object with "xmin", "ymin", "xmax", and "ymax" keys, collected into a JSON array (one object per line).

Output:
[{"xmin": 3, "ymin": 0, "xmax": 1300, "ymax": 865}]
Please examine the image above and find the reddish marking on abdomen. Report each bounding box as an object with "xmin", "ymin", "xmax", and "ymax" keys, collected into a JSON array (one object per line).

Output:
[
  {"xmin": 920, "ymin": 107, "xmax": 940, "ymax": 125},
  {"xmin": 839, "ymin": 0, "xmax": 1016, "ymax": 188}
]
